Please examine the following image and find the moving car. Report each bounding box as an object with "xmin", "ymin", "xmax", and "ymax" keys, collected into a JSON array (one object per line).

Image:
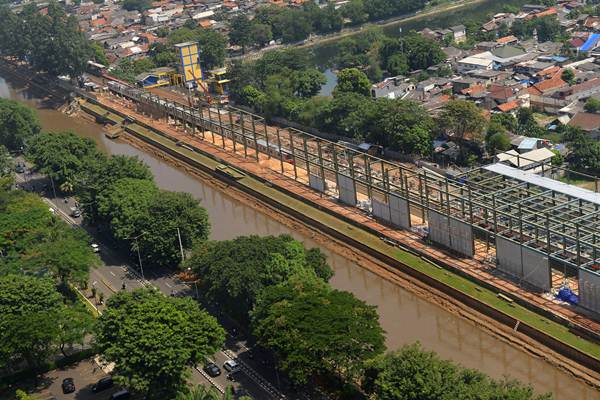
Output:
[
  {"xmin": 91, "ymin": 243, "xmax": 100, "ymax": 253},
  {"xmin": 15, "ymin": 163, "xmax": 25, "ymax": 173},
  {"xmin": 62, "ymin": 377, "xmax": 75, "ymax": 394},
  {"xmin": 70, "ymin": 207, "xmax": 81, "ymax": 218},
  {"xmin": 204, "ymin": 362, "xmax": 221, "ymax": 377},
  {"xmin": 92, "ymin": 376, "xmax": 114, "ymax": 393},
  {"xmin": 223, "ymin": 359, "xmax": 240, "ymax": 373}
]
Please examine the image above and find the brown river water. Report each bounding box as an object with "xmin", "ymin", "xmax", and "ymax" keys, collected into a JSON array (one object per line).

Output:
[{"xmin": 1, "ymin": 76, "xmax": 597, "ymax": 399}]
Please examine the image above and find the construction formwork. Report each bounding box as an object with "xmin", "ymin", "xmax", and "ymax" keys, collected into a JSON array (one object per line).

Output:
[{"xmin": 106, "ymin": 81, "xmax": 600, "ymax": 316}]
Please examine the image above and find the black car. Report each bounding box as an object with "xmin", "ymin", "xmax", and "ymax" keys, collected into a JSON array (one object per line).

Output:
[
  {"xmin": 15, "ymin": 163, "xmax": 25, "ymax": 173},
  {"xmin": 62, "ymin": 377, "xmax": 75, "ymax": 394},
  {"xmin": 204, "ymin": 362, "xmax": 221, "ymax": 377},
  {"xmin": 92, "ymin": 376, "xmax": 114, "ymax": 393}
]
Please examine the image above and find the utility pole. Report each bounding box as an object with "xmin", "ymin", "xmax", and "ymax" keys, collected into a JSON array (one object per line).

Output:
[
  {"xmin": 134, "ymin": 236, "xmax": 145, "ymax": 281},
  {"xmin": 177, "ymin": 227, "xmax": 185, "ymax": 262}
]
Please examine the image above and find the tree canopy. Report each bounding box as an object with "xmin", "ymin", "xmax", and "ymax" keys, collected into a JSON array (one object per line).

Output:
[
  {"xmin": 185, "ymin": 234, "xmax": 332, "ymax": 324},
  {"xmin": 334, "ymin": 68, "xmax": 371, "ymax": 97},
  {"xmin": 26, "ymin": 131, "xmax": 100, "ymax": 187},
  {"xmin": 362, "ymin": 343, "xmax": 552, "ymax": 400},
  {"xmin": 252, "ymin": 276, "xmax": 385, "ymax": 384},
  {"xmin": 438, "ymin": 100, "xmax": 487, "ymax": 142},
  {"xmin": 96, "ymin": 289, "xmax": 225, "ymax": 399},
  {"xmin": 0, "ymin": 275, "xmax": 62, "ymax": 370},
  {"xmin": 0, "ymin": 189, "xmax": 97, "ymax": 283},
  {"xmin": 0, "ymin": 3, "xmax": 92, "ymax": 77},
  {"xmin": 0, "ymin": 98, "xmax": 41, "ymax": 152}
]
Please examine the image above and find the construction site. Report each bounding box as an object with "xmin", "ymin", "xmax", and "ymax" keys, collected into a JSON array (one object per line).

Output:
[
  {"xmin": 87, "ymin": 77, "xmax": 600, "ymax": 328},
  {"xmin": 56, "ymin": 40, "xmax": 600, "ymax": 376}
]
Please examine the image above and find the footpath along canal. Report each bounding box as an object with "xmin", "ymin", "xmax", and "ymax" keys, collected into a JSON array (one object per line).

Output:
[{"xmin": 1, "ymin": 74, "xmax": 598, "ymax": 399}]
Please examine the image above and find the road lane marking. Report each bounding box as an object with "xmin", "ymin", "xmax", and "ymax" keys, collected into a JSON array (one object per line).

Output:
[
  {"xmin": 165, "ymin": 282, "xmax": 172, "ymax": 288},
  {"xmin": 109, "ymin": 271, "xmax": 116, "ymax": 277}
]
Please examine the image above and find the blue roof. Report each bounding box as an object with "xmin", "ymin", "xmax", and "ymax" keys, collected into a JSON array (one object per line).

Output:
[
  {"xmin": 518, "ymin": 137, "xmax": 538, "ymax": 150},
  {"xmin": 579, "ymin": 33, "xmax": 600, "ymax": 52}
]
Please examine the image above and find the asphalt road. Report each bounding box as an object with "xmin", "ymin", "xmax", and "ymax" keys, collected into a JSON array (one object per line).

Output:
[{"xmin": 13, "ymin": 165, "xmax": 301, "ymax": 400}]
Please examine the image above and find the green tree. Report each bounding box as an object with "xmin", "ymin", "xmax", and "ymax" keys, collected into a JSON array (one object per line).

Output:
[
  {"xmin": 136, "ymin": 191, "xmax": 211, "ymax": 268},
  {"xmin": 402, "ymin": 32, "xmax": 446, "ymax": 71},
  {"xmin": 584, "ymin": 97, "xmax": 600, "ymax": 113},
  {"xmin": 96, "ymin": 177, "xmax": 158, "ymax": 240},
  {"xmin": 252, "ymin": 276, "xmax": 385, "ymax": 384},
  {"xmin": 75, "ymin": 154, "xmax": 153, "ymax": 224},
  {"xmin": 96, "ymin": 289, "xmax": 225, "ymax": 399},
  {"xmin": 176, "ymin": 385, "xmax": 234, "ymax": 400},
  {"xmin": 369, "ymin": 99, "xmax": 434, "ymax": 155},
  {"xmin": 0, "ymin": 145, "xmax": 14, "ymax": 190},
  {"xmin": 229, "ymin": 14, "xmax": 253, "ymax": 51},
  {"xmin": 516, "ymin": 107, "xmax": 544, "ymax": 137},
  {"xmin": 334, "ymin": 68, "xmax": 371, "ymax": 97},
  {"xmin": 25, "ymin": 131, "xmax": 100, "ymax": 187},
  {"xmin": 196, "ymin": 29, "xmax": 227, "ymax": 69},
  {"xmin": 185, "ymin": 235, "xmax": 332, "ymax": 324},
  {"xmin": 0, "ymin": 98, "xmax": 41, "ymax": 151},
  {"xmin": 291, "ymin": 69, "xmax": 326, "ymax": 98},
  {"xmin": 486, "ymin": 132, "xmax": 511, "ymax": 154},
  {"xmin": 90, "ymin": 41, "xmax": 109, "ymax": 66},
  {"xmin": 57, "ymin": 305, "xmax": 96, "ymax": 356},
  {"xmin": 490, "ymin": 112, "xmax": 517, "ymax": 132},
  {"xmin": 342, "ymin": 0, "xmax": 367, "ymax": 25},
  {"xmin": 363, "ymin": 343, "xmax": 552, "ymax": 400},
  {"xmin": 250, "ymin": 23, "xmax": 273, "ymax": 47},
  {"xmin": 438, "ymin": 100, "xmax": 487, "ymax": 142},
  {"xmin": 0, "ymin": 275, "xmax": 62, "ymax": 372},
  {"xmin": 121, "ymin": 0, "xmax": 150, "ymax": 11},
  {"xmin": 17, "ymin": 224, "xmax": 98, "ymax": 283},
  {"xmin": 561, "ymin": 68, "xmax": 575, "ymax": 85}
]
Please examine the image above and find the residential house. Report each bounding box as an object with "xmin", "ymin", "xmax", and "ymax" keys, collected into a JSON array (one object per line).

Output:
[
  {"xmin": 568, "ymin": 111, "xmax": 600, "ymax": 139},
  {"xmin": 450, "ymin": 25, "xmax": 466, "ymax": 43},
  {"xmin": 370, "ymin": 76, "xmax": 415, "ymax": 99},
  {"xmin": 528, "ymin": 75, "xmax": 569, "ymax": 113},
  {"xmin": 496, "ymin": 35, "xmax": 518, "ymax": 46},
  {"xmin": 457, "ymin": 53, "xmax": 494, "ymax": 73}
]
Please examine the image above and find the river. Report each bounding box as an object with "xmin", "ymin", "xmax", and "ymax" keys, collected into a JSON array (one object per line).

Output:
[{"xmin": 0, "ymin": 75, "xmax": 598, "ymax": 399}]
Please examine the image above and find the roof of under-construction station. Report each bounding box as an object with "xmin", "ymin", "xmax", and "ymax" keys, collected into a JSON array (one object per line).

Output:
[{"xmin": 455, "ymin": 163, "xmax": 600, "ymax": 273}]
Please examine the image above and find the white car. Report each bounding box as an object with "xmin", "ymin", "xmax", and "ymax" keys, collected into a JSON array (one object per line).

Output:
[
  {"xmin": 91, "ymin": 243, "xmax": 100, "ymax": 253},
  {"xmin": 223, "ymin": 359, "xmax": 240, "ymax": 373}
]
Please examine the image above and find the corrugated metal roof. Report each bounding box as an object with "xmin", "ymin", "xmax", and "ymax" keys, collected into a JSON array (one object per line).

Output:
[{"xmin": 483, "ymin": 163, "xmax": 600, "ymax": 205}]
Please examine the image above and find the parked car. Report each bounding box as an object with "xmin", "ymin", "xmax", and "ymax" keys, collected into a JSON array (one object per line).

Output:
[
  {"xmin": 62, "ymin": 377, "xmax": 75, "ymax": 394},
  {"xmin": 110, "ymin": 389, "xmax": 131, "ymax": 400},
  {"xmin": 15, "ymin": 163, "xmax": 25, "ymax": 173},
  {"xmin": 91, "ymin": 243, "xmax": 100, "ymax": 253},
  {"xmin": 223, "ymin": 359, "xmax": 240, "ymax": 373},
  {"xmin": 204, "ymin": 362, "xmax": 221, "ymax": 377},
  {"xmin": 70, "ymin": 207, "xmax": 81, "ymax": 218},
  {"xmin": 92, "ymin": 376, "xmax": 114, "ymax": 393}
]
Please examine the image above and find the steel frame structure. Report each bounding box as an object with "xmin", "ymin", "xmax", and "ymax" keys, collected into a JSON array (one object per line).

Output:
[{"xmin": 107, "ymin": 82, "xmax": 600, "ymax": 287}]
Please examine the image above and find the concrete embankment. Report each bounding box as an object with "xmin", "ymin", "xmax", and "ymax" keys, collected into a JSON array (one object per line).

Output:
[{"xmin": 78, "ymin": 98, "xmax": 600, "ymax": 382}]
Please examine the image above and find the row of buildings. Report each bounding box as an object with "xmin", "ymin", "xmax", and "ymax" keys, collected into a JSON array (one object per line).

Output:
[{"xmin": 371, "ymin": 2, "xmax": 600, "ymax": 142}]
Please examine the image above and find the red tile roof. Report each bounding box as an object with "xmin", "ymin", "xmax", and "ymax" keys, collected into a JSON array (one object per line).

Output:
[
  {"xmin": 568, "ymin": 112, "xmax": 600, "ymax": 131},
  {"xmin": 496, "ymin": 35, "xmax": 518, "ymax": 44},
  {"xmin": 496, "ymin": 100, "xmax": 519, "ymax": 113},
  {"xmin": 528, "ymin": 77, "xmax": 567, "ymax": 96}
]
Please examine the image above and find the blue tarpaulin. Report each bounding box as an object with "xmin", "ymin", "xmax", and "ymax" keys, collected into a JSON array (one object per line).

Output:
[{"xmin": 579, "ymin": 33, "xmax": 600, "ymax": 52}]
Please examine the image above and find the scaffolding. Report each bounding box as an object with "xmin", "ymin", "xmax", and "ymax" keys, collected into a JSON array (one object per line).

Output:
[{"xmin": 106, "ymin": 81, "xmax": 600, "ymax": 316}]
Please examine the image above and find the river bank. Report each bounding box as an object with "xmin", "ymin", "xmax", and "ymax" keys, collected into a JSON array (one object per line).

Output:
[{"xmin": 1, "ymin": 65, "xmax": 599, "ymax": 398}]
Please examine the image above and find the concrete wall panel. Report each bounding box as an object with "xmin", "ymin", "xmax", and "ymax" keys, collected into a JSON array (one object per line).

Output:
[
  {"xmin": 337, "ymin": 173, "xmax": 357, "ymax": 206},
  {"xmin": 428, "ymin": 210, "xmax": 451, "ymax": 248},
  {"xmin": 389, "ymin": 193, "xmax": 410, "ymax": 229},
  {"xmin": 521, "ymin": 248, "xmax": 551, "ymax": 291},
  {"xmin": 449, "ymin": 218, "xmax": 474, "ymax": 257},
  {"xmin": 579, "ymin": 268, "xmax": 600, "ymax": 315},
  {"xmin": 372, "ymin": 198, "xmax": 391, "ymax": 222},
  {"xmin": 496, "ymin": 236, "xmax": 523, "ymax": 278},
  {"xmin": 309, "ymin": 174, "xmax": 325, "ymax": 193}
]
